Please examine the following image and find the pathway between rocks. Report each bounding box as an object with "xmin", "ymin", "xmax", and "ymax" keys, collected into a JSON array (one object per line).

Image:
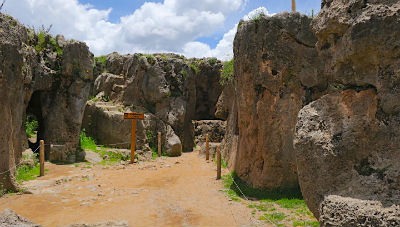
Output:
[{"xmin": 0, "ymin": 152, "xmax": 266, "ymax": 226}]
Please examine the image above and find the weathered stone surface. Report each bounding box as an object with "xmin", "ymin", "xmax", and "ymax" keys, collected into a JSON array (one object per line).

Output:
[
  {"xmin": 294, "ymin": 89, "xmax": 400, "ymax": 217},
  {"xmin": 313, "ymin": 0, "xmax": 400, "ymax": 114},
  {"xmin": 86, "ymin": 53, "xmax": 223, "ymax": 154},
  {"xmin": 82, "ymin": 100, "xmax": 183, "ymax": 158},
  {"xmin": 193, "ymin": 120, "xmax": 226, "ymax": 145},
  {"xmin": 0, "ymin": 209, "xmax": 39, "ymax": 227},
  {"xmin": 0, "ymin": 14, "xmax": 28, "ymax": 192},
  {"xmin": 0, "ymin": 13, "xmax": 94, "ymax": 192},
  {"xmin": 82, "ymin": 101, "xmax": 131, "ymax": 149},
  {"xmin": 224, "ymin": 13, "xmax": 318, "ymax": 189},
  {"xmin": 42, "ymin": 40, "xmax": 93, "ymax": 162},
  {"xmin": 319, "ymin": 195, "xmax": 400, "ymax": 227},
  {"xmin": 294, "ymin": 0, "xmax": 400, "ymax": 219}
]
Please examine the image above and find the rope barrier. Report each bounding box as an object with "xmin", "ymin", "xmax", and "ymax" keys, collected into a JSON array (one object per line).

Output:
[
  {"xmin": 226, "ymin": 173, "xmax": 278, "ymax": 226},
  {"xmin": 0, "ymin": 146, "xmax": 40, "ymax": 175}
]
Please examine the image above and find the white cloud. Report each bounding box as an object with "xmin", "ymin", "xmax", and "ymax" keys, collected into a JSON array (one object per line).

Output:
[
  {"xmin": 3, "ymin": 0, "xmax": 270, "ymax": 60},
  {"xmin": 184, "ymin": 7, "xmax": 272, "ymax": 61}
]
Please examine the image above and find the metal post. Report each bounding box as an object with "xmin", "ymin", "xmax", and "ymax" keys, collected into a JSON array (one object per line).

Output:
[{"xmin": 40, "ymin": 140, "xmax": 44, "ymax": 177}]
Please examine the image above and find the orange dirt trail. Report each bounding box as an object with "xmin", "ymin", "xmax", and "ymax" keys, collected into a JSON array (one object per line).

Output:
[{"xmin": 0, "ymin": 152, "xmax": 265, "ymax": 226}]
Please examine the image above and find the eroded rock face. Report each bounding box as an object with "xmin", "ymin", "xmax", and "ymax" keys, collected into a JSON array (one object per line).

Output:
[
  {"xmin": 86, "ymin": 53, "xmax": 222, "ymax": 155},
  {"xmin": 0, "ymin": 14, "xmax": 28, "ymax": 192},
  {"xmin": 319, "ymin": 195, "xmax": 400, "ymax": 227},
  {"xmin": 0, "ymin": 13, "xmax": 93, "ymax": 192},
  {"xmin": 294, "ymin": 0, "xmax": 400, "ymax": 220},
  {"xmin": 225, "ymin": 13, "xmax": 319, "ymax": 189}
]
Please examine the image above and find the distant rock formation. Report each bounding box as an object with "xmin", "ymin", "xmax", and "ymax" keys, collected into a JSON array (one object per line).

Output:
[
  {"xmin": 0, "ymin": 13, "xmax": 93, "ymax": 192},
  {"xmin": 294, "ymin": 0, "xmax": 400, "ymax": 221},
  {"xmin": 83, "ymin": 53, "xmax": 222, "ymax": 157}
]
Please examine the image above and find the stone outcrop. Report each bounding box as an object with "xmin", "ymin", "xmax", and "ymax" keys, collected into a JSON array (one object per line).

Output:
[
  {"xmin": 294, "ymin": 0, "xmax": 400, "ymax": 221},
  {"xmin": 84, "ymin": 53, "xmax": 222, "ymax": 156},
  {"xmin": 319, "ymin": 195, "xmax": 400, "ymax": 227},
  {"xmin": 0, "ymin": 14, "xmax": 28, "ymax": 192},
  {"xmin": 222, "ymin": 13, "xmax": 319, "ymax": 189},
  {"xmin": 0, "ymin": 209, "xmax": 39, "ymax": 227},
  {"xmin": 0, "ymin": 13, "xmax": 93, "ymax": 192}
]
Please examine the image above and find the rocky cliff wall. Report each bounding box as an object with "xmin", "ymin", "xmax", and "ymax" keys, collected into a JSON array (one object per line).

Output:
[
  {"xmin": 0, "ymin": 13, "xmax": 93, "ymax": 193},
  {"xmin": 83, "ymin": 53, "xmax": 222, "ymax": 156},
  {"xmin": 294, "ymin": 0, "xmax": 400, "ymax": 222},
  {"xmin": 222, "ymin": 13, "xmax": 320, "ymax": 190}
]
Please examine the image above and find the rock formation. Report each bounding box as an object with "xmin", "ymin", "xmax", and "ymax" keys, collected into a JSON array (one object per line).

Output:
[
  {"xmin": 222, "ymin": 13, "xmax": 319, "ymax": 189},
  {"xmin": 83, "ymin": 53, "xmax": 222, "ymax": 157},
  {"xmin": 294, "ymin": 0, "xmax": 400, "ymax": 222},
  {"xmin": 319, "ymin": 195, "xmax": 400, "ymax": 226},
  {"xmin": 0, "ymin": 13, "xmax": 93, "ymax": 192}
]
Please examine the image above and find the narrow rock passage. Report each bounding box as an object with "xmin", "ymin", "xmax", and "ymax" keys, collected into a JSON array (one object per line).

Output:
[{"xmin": 0, "ymin": 152, "xmax": 264, "ymax": 226}]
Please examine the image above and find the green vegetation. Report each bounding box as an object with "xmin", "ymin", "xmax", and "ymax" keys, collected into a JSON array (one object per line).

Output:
[
  {"xmin": 34, "ymin": 27, "xmax": 63, "ymax": 56},
  {"xmin": 80, "ymin": 131, "xmax": 129, "ymax": 165},
  {"xmin": 95, "ymin": 55, "xmax": 107, "ymax": 68},
  {"xmin": 16, "ymin": 163, "xmax": 40, "ymax": 183},
  {"xmin": 80, "ymin": 130, "xmax": 97, "ymax": 151},
  {"xmin": 145, "ymin": 130, "xmax": 159, "ymax": 159},
  {"xmin": 189, "ymin": 62, "xmax": 200, "ymax": 75},
  {"xmin": 220, "ymin": 59, "xmax": 234, "ymax": 85},
  {"xmin": 25, "ymin": 115, "xmax": 39, "ymax": 138},
  {"xmin": 222, "ymin": 172, "xmax": 318, "ymax": 226},
  {"xmin": 207, "ymin": 57, "xmax": 219, "ymax": 66}
]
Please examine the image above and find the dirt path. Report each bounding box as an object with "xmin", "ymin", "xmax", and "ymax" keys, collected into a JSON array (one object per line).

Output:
[{"xmin": 0, "ymin": 152, "xmax": 266, "ymax": 227}]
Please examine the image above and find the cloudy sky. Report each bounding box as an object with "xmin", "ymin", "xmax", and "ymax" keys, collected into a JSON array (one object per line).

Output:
[{"xmin": 2, "ymin": 0, "xmax": 321, "ymax": 60}]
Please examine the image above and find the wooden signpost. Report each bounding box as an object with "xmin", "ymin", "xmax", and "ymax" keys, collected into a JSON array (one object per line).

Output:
[{"xmin": 124, "ymin": 112, "xmax": 145, "ymax": 164}]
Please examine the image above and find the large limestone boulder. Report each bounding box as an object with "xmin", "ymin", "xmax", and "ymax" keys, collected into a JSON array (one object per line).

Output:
[
  {"xmin": 0, "ymin": 14, "xmax": 28, "ymax": 192},
  {"xmin": 294, "ymin": 0, "xmax": 400, "ymax": 219},
  {"xmin": 319, "ymin": 195, "xmax": 400, "ymax": 227},
  {"xmin": 0, "ymin": 13, "xmax": 94, "ymax": 192},
  {"xmin": 42, "ymin": 40, "xmax": 93, "ymax": 162},
  {"xmin": 295, "ymin": 89, "xmax": 400, "ymax": 218},
  {"xmin": 224, "ymin": 13, "xmax": 319, "ymax": 189}
]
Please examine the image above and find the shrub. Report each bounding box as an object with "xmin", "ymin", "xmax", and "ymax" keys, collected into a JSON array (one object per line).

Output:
[
  {"xmin": 220, "ymin": 59, "xmax": 234, "ymax": 85},
  {"xmin": 25, "ymin": 115, "xmax": 38, "ymax": 138}
]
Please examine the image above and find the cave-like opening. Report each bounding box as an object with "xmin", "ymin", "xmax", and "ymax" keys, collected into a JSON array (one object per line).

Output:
[{"xmin": 25, "ymin": 91, "xmax": 45, "ymax": 156}]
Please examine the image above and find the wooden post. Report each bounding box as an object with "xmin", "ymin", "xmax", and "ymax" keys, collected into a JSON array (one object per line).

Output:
[
  {"xmin": 216, "ymin": 146, "xmax": 221, "ymax": 180},
  {"xmin": 158, "ymin": 132, "xmax": 162, "ymax": 157},
  {"xmin": 40, "ymin": 140, "xmax": 44, "ymax": 177},
  {"xmin": 124, "ymin": 112, "xmax": 144, "ymax": 164},
  {"xmin": 206, "ymin": 134, "xmax": 209, "ymax": 161},
  {"xmin": 291, "ymin": 0, "xmax": 296, "ymax": 12},
  {"xmin": 131, "ymin": 119, "xmax": 137, "ymax": 164}
]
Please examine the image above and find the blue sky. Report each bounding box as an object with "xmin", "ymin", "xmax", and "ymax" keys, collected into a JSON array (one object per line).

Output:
[{"xmin": 3, "ymin": 0, "xmax": 321, "ymax": 59}]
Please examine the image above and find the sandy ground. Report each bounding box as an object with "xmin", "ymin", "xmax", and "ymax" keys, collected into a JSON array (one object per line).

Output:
[{"xmin": 0, "ymin": 152, "xmax": 267, "ymax": 227}]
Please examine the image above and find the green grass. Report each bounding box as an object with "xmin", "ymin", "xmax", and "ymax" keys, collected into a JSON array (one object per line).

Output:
[
  {"xmin": 221, "ymin": 172, "xmax": 319, "ymax": 226},
  {"xmin": 80, "ymin": 130, "xmax": 97, "ymax": 151},
  {"xmin": 292, "ymin": 220, "xmax": 320, "ymax": 227},
  {"xmin": 220, "ymin": 59, "xmax": 234, "ymax": 85},
  {"xmin": 260, "ymin": 212, "xmax": 286, "ymax": 222},
  {"xmin": 25, "ymin": 115, "xmax": 38, "ymax": 138},
  {"xmin": 80, "ymin": 131, "xmax": 129, "ymax": 165},
  {"xmin": 16, "ymin": 163, "xmax": 40, "ymax": 183}
]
